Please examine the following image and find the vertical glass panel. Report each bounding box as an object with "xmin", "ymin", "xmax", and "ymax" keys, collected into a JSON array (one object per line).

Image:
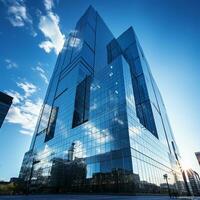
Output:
[
  {"xmin": 45, "ymin": 106, "xmax": 59, "ymax": 142},
  {"xmin": 72, "ymin": 75, "xmax": 91, "ymax": 128},
  {"xmin": 56, "ymin": 67, "xmax": 78, "ymax": 97},
  {"xmin": 37, "ymin": 103, "xmax": 52, "ymax": 133},
  {"xmin": 81, "ymin": 42, "xmax": 94, "ymax": 68},
  {"xmin": 82, "ymin": 23, "xmax": 95, "ymax": 50},
  {"xmin": 117, "ymin": 27, "xmax": 136, "ymax": 51}
]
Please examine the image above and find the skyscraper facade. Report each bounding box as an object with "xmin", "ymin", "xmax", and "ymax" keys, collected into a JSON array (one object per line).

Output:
[
  {"xmin": 19, "ymin": 6, "xmax": 187, "ymax": 194},
  {"xmin": 186, "ymin": 169, "xmax": 200, "ymax": 196},
  {"xmin": 195, "ymin": 152, "xmax": 200, "ymax": 166},
  {"xmin": 0, "ymin": 91, "xmax": 13, "ymax": 128}
]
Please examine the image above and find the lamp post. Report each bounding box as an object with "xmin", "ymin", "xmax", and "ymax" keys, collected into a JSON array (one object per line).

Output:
[{"xmin": 163, "ymin": 174, "xmax": 171, "ymax": 198}]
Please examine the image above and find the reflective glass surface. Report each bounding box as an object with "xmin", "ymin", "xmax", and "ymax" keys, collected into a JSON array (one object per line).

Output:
[
  {"xmin": 0, "ymin": 92, "xmax": 13, "ymax": 128},
  {"xmin": 19, "ymin": 6, "xmax": 187, "ymax": 195}
]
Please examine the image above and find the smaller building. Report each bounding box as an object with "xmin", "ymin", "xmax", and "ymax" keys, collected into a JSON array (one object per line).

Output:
[
  {"xmin": 195, "ymin": 152, "xmax": 200, "ymax": 166},
  {"xmin": 10, "ymin": 177, "xmax": 20, "ymax": 183},
  {"xmin": 186, "ymin": 169, "xmax": 200, "ymax": 196},
  {"xmin": 0, "ymin": 91, "xmax": 13, "ymax": 128}
]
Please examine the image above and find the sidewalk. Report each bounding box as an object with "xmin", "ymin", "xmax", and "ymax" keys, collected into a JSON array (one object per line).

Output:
[{"xmin": 0, "ymin": 195, "xmax": 199, "ymax": 200}]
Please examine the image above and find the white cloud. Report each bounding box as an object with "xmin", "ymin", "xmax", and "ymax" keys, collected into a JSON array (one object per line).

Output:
[
  {"xmin": 7, "ymin": 1, "xmax": 32, "ymax": 27},
  {"xmin": 6, "ymin": 98, "xmax": 43, "ymax": 136},
  {"xmin": 5, "ymin": 59, "xmax": 18, "ymax": 69},
  {"xmin": 39, "ymin": 73, "xmax": 49, "ymax": 84},
  {"xmin": 62, "ymin": 30, "xmax": 82, "ymax": 52},
  {"xmin": 84, "ymin": 122, "xmax": 113, "ymax": 145},
  {"xmin": 36, "ymin": 66, "xmax": 45, "ymax": 74},
  {"xmin": 68, "ymin": 36, "xmax": 82, "ymax": 48},
  {"xmin": 5, "ymin": 80, "xmax": 42, "ymax": 136},
  {"xmin": 17, "ymin": 81, "xmax": 37, "ymax": 98},
  {"xmin": 1, "ymin": 0, "xmax": 37, "ymax": 36},
  {"xmin": 20, "ymin": 130, "xmax": 33, "ymax": 135},
  {"xmin": 30, "ymin": 29, "xmax": 38, "ymax": 37},
  {"xmin": 44, "ymin": 0, "xmax": 54, "ymax": 11},
  {"xmin": 38, "ymin": 0, "xmax": 65, "ymax": 54},
  {"xmin": 33, "ymin": 64, "xmax": 49, "ymax": 84},
  {"xmin": 39, "ymin": 40, "xmax": 54, "ymax": 53},
  {"xmin": 36, "ymin": 144, "xmax": 54, "ymax": 167}
]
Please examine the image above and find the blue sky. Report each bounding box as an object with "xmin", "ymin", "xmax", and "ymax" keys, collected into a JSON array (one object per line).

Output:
[{"xmin": 0, "ymin": 0, "xmax": 199, "ymax": 181}]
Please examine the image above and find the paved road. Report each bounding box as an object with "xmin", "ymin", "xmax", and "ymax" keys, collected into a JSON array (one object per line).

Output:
[{"xmin": 0, "ymin": 195, "xmax": 199, "ymax": 200}]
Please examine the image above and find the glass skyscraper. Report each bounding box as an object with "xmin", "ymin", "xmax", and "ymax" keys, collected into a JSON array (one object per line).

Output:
[
  {"xmin": 0, "ymin": 91, "xmax": 13, "ymax": 128},
  {"xmin": 19, "ymin": 6, "xmax": 187, "ymax": 194},
  {"xmin": 186, "ymin": 169, "xmax": 200, "ymax": 196},
  {"xmin": 195, "ymin": 152, "xmax": 200, "ymax": 166}
]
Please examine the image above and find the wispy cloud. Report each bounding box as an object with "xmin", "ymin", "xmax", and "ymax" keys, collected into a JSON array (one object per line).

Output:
[
  {"xmin": 5, "ymin": 59, "xmax": 18, "ymax": 69},
  {"xmin": 5, "ymin": 81, "xmax": 42, "ymax": 136},
  {"xmin": 2, "ymin": 0, "xmax": 37, "ymax": 36},
  {"xmin": 67, "ymin": 35, "xmax": 82, "ymax": 48},
  {"xmin": 33, "ymin": 63, "xmax": 49, "ymax": 84},
  {"xmin": 38, "ymin": 71, "xmax": 49, "ymax": 84},
  {"xmin": 39, "ymin": 40, "xmax": 54, "ymax": 53},
  {"xmin": 38, "ymin": 0, "xmax": 65, "ymax": 54},
  {"xmin": 6, "ymin": 98, "xmax": 42, "ymax": 136},
  {"xmin": 7, "ymin": 1, "xmax": 32, "ymax": 27},
  {"xmin": 44, "ymin": 0, "xmax": 54, "ymax": 11},
  {"xmin": 17, "ymin": 81, "xmax": 37, "ymax": 98}
]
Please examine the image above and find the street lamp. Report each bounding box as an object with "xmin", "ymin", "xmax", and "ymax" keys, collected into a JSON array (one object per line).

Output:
[{"xmin": 163, "ymin": 174, "xmax": 171, "ymax": 198}]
